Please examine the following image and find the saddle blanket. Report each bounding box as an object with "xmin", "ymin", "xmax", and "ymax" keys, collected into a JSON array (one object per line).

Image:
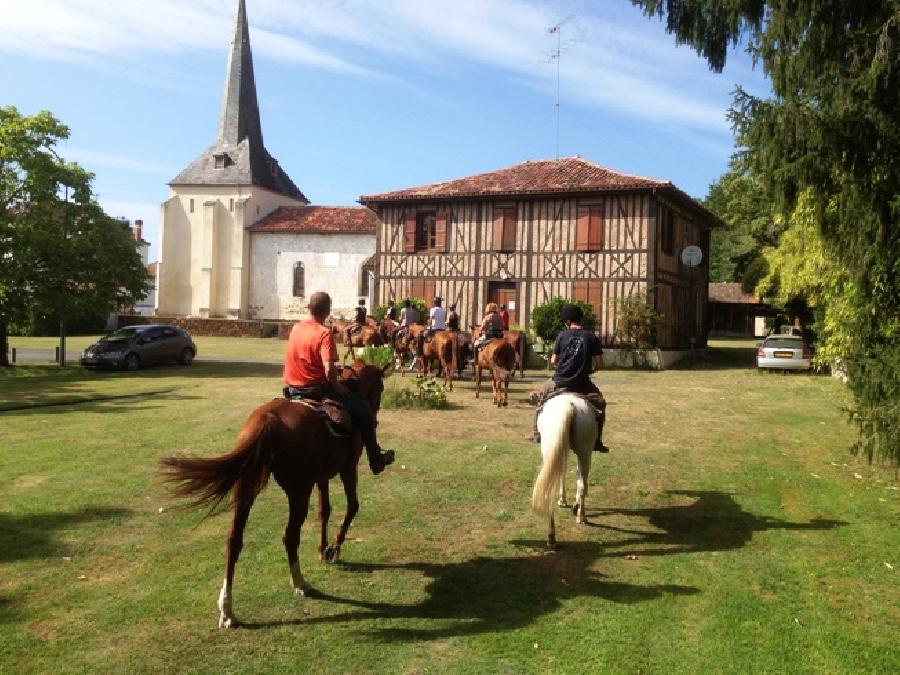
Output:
[{"xmin": 282, "ymin": 393, "xmax": 353, "ymax": 439}]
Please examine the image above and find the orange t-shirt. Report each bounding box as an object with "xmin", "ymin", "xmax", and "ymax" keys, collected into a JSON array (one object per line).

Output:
[{"xmin": 283, "ymin": 319, "xmax": 338, "ymax": 387}]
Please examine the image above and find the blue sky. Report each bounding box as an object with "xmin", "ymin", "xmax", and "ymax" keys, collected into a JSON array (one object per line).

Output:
[{"xmin": 1, "ymin": 0, "xmax": 770, "ymax": 261}]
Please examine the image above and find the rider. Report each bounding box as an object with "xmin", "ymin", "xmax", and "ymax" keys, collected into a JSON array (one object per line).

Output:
[
  {"xmin": 397, "ymin": 299, "xmax": 419, "ymax": 344},
  {"xmin": 499, "ymin": 304, "xmax": 510, "ymax": 331},
  {"xmin": 446, "ymin": 303, "xmax": 460, "ymax": 331},
  {"xmin": 343, "ymin": 298, "xmax": 368, "ymax": 345},
  {"xmin": 284, "ymin": 291, "xmax": 395, "ymax": 475},
  {"xmin": 472, "ymin": 302, "xmax": 504, "ymax": 360},
  {"xmin": 420, "ymin": 296, "xmax": 446, "ymax": 348},
  {"xmin": 529, "ymin": 303, "xmax": 608, "ymax": 453}
]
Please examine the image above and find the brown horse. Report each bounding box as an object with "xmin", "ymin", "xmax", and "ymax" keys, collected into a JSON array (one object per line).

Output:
[
  {"xmin": 159, "ymin": 360, "xmax": 388, "ymax": 628},
  {"xmin": 474, "ymin": 339, "xmax": 517, "ymax": 406},
  {"xmin": 342, "ymin": 324, "xmax": 382, "ymax": 362},
  {"xmin": 470, "ymin": 327, "xmax": 527, "ymax": 377},
  {"xmin": 416, "ymin": 330, "xmax": 459, "ymax": 390},
  {"xmin": 392, "ymin": 323, "xmax": 424, "ymax": 376}
]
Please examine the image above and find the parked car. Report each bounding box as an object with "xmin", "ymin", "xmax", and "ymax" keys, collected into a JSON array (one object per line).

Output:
[
  {"xmin": 81, "ymin": 325, "xmax": 196, "ymax": 371},
  {"xmin": 757, "ymin": 334, "xmax": 811, "ymax": 372}
]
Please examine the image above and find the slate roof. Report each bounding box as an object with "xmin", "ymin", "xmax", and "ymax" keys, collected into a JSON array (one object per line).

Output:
[
  {"xmin": 359, "ymin": 157, "xmax": 670, "ymax": 202},
  {"xmin": 708, "ymin": 282, "xmax": 763, "ymax": 304},
  {"xmin": 169, "ymin": 0, "xmax": 307, "ymax": 203},
  {"xmin": 249, "ymin": 206, "xmax": 378, "ymax": 234}
]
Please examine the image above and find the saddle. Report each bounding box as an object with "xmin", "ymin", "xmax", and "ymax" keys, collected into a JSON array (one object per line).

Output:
[
  {"xmin": 282, "ymin": 389, "xmax": 353, "ymax": 439},
  {"xmin": 535, "ymin": 387, "xmax": 606, "ymax": 416}
]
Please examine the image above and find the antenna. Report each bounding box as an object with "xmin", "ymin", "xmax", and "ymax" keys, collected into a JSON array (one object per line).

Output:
[{"xmin": 548, "ymin": 15, "xmax": 575, "ymax": 160}]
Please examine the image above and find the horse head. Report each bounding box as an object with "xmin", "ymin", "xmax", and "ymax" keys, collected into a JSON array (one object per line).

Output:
[{"xmin": 341, "ymin": 359, "xmax": 389, "ymax": 414}]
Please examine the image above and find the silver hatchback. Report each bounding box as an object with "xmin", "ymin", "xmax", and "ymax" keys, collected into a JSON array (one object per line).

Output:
[{"xmin": 757, "ymin": 335, "xmax": 811, "ymax": 371}]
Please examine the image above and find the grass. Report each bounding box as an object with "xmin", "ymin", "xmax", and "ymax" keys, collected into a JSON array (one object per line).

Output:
[{"xmin": 0, "ymin": 339, "xmax": 897, "ymax": 673}]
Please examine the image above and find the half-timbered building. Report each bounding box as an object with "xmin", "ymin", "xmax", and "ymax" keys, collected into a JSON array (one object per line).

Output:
[{"xmin": 360, "ymin": 157, "xmax": 719, "ymax": 350}]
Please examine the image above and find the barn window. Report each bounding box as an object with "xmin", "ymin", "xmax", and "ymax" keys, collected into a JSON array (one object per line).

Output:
[
  {"xmin": 416, "ymin": 211, "xmax": 437, "ymax": 250},
  {"xmin": 573, "ymin": 280, "xmax": 602, "ymax": 325},
  {"xmin": 492, "ymin": 206, "xmax": 517, "ymax": 252},
  {"xmin": 576, "ymin": 206, "xmax": 603, "ymax": 252},
  {"xmin": 189, "ymin": 198, "xmax": 194, "ymax": 213},
  {"xmin": 292, "ymin": 261, "xmax": 305, "ymax": 298},
  {"xmin": 662, "ymin": 209, "xmax": 675, "ymax": 255}
]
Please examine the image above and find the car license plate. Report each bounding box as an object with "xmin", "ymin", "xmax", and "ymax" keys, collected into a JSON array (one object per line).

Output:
[{"xmin": 774, "ymin": 351, "xmax": 794, "ymax": 358}]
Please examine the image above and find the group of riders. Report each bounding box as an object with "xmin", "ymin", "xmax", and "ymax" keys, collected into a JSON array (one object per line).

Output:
[{"xmin": 282, "ymin": 291, "xmax": 609, "ymax": 479}]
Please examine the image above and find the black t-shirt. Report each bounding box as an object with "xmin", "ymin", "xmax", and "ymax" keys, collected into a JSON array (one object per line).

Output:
[
  {"xmin": 387, "ymin": 306, "xmax": 398, "ymax": 320},
  {"xmin": 355, "ymin": 306, "xmax": 367, "ymax": 323},
  {"xmin": 552, "ymin": 328, "xmax": 603, "ymax": 388}
]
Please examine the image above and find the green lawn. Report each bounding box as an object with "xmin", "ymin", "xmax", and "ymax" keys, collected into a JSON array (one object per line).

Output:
[{"xmin": 1, "ymin": 340, "xmax": 897, "ymax": 673}]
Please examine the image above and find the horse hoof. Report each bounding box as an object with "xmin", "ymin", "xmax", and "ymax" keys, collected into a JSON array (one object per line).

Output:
[
  {"xmin": 323, "ymin": 545, "xmax": 341, "ymax": 563},
  {"xmin": 547, "ymin": 537, "xmax": 556, "ymax": 549},
  {"xmin": 502, "ymin": 400, "xmax": 508, "ymax": 407},
  {"xmin": 218, "ymin": 614, "xmax": 238, "ymax": 629},
  {"xmin": 294, "ymin": 585, "xmax": 307, "ymax": 597},
  {"xmin": 557, "ymin": 499, "xmax": 568, "ymax": 508}
]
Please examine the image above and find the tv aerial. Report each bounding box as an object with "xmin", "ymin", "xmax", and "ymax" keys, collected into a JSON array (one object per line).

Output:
[{"xmin": 548, "ymin": 15, "xmax": 576, "ymax": 160}]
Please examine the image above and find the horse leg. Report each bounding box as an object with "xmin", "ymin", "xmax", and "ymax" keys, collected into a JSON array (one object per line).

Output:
[
  {"xmin": 502, "ymin": 374, "xmax": 509, "ymax": 407},
  {"xmin": 557, "ymin": 474, "xmax": 568, "ymax": 508},
  {"xmin": 574, "ymin": 449, "xmax": 592, "ymax": 525},
  {"xmin": 324, "ymin": 462, "xmax": 360, "ymax": 563},
  {"xmin": 218, "ymin": 485, "xmax": 255, "ymax": 628},
  {"xmin": 474, "ymin": 364, "xmax": 481, "ymax": 398},
  {"xmin": 283, "ymin": 484, "xmax": 313, "ymax": 597},
  {"xmin": 316, "ymin": 480, "xmax": 331, "ymax": 561},
  {"xmin": 547, "ymin": 511, "xmax": 556, "ymax": 548}
]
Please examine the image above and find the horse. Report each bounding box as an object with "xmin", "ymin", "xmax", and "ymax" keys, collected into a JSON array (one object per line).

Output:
[
  {"xmin": 455, "ymin": 330, "xmax": 473, "ymax": 376},
  {"xmin": 416, "ymin": 330, "xmax": 458, "ymax": 390},
  {"xmin": 159, "ymin": 360, "xmax": 389, "ymax": 628},
  {"xmin": 473, "ymin": 339, "xmax": 517, "ymax": 406},
  {"xmin": 342, "ymin": 324, "xmax": 382, "ymax": 362},
  {"xmin": 392, "ymin": 323, "xmax": 424, "ymax": 376},
  {"xmin": 470, "ymin": 327, "xmax": 527, "ymax": 378},
  {"xmin": 531, "ymin": 394, "xmax": 597, "ymax": 547},
  {"xmin": 377, "ymin": 317, "xmax": 397, "ymax": 345}
]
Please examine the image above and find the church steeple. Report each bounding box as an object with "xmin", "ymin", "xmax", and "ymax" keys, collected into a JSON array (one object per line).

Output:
[
  {"xmin": 217, "ymin": 0, "xmax": 264, "ymax": 148},
  {"xmin": 169, "ymin": 0, "xmax": 307, "ymax": 203}
]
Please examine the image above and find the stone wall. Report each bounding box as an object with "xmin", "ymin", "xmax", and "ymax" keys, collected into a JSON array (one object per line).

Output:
[{"xmin": 117, "ymin": 314, "xmax": 272, "ymax": 338}]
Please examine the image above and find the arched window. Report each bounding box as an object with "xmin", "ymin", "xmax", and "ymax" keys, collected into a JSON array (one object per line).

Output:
[{"xmin": 293, "ymin": 261, "xmax": 305, "ymax": 298}]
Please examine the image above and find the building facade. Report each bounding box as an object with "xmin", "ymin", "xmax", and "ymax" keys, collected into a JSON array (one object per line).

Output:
[{"xmin": 361, "ymin": 157, "xmax": 718, "ymax": 350}]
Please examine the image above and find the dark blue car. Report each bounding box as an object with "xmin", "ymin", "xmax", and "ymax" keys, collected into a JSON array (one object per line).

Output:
[{"xmin": 81, "ymin": 325, "xmax": 196, "ymax": 371}]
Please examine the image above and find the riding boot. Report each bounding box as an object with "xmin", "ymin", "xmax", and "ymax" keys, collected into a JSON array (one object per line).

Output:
[
  {"xmin": 341, "ymin": 391, "xmax": 395, "ymax": 474},
  {"xmin": 593, "ymin": 409, "xmax": 609, "ymax": 453},
  {"xmin": 360, "ymin": 426, "xmax": 395, "ymax": 475}
]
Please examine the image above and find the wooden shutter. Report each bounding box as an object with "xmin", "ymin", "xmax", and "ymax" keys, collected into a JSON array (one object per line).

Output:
[
  {"xmin": 588, "ymin": 207, "xmax": 603, "ymax": 251},
  {"xmin": 502, "ymin": 208, "xmax": 517, "ymax": 251},
  {"xmin": 424, "ymin": 280, "xmax": 436, "ymax": 304},
  {"xmin": 572, "ymin": 280, "xmax": 602, "ymax": 324},
  {"xmin": 434, "ymin": 210, "xmax": 448, "ymax": 253},
  {"xmin": 492, "ymin": 208, "xmax": 505, "ymax": 251},
  {"xmin": 410, "ymin": 279, "xmax": 424, "ymax": 300},
  {"xmin": 576, "ymin": 206, "xmax": 590, "ymax": 251},
  {"xmin": 404, "ymin": 210, "xmax": 417, "ymax": 253}
]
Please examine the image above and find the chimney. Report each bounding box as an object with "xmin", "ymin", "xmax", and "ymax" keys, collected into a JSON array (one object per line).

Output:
[{"xmin": 134, "ymin": 219, "xmax": 143, "ymax": 242}]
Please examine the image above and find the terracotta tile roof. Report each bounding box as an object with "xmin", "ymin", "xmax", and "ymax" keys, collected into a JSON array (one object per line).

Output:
[
  {"xmin": 708, "ymin": 282, "xmax": 762, "ymax": 304},
  {"xmin": 359, "ymin": 157, "xmax": 672, "ymax": 202},
  {"xmin": 249, "ymin": 206, "xmax": 377, "ymax": 234}
]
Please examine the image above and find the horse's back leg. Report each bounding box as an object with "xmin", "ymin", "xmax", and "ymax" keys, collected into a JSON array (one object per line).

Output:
[
  {"xmin": 324, "ymin": 449, "xmax": 360, "ymax": 563},
  {"xmin": 574, "ymin": 447, "xmax": 592, "ymax": 525},
  {"xmin": 316, "ymin": 480, "xmax": 331, "ymax": 561},
  {"xmin": 283, "ymin": 483, "xmax": 314, "ymax": 596},
  {"xmin": 547, "ymin": 511, "xmax": 556, "ymax": 548},
  {"xmin": 474, "ymin": 364, "xmax": 481, "ymax": 398},
  {"xmin": 218, "ymin": 481, "xmax": 256, "ymax": 628}
]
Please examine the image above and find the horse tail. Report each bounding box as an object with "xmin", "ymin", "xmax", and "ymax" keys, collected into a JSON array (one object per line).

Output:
[
  {"xmin": 159, "ymin": 409, "xmax": 277, "ymax": 514},
  {"xmin": 493, "ymin": 342, "xmax": 517, "ymax": 380},
  {"xmin": 532, "ymin": 399, "xmax": 575, "ymax": 516}
]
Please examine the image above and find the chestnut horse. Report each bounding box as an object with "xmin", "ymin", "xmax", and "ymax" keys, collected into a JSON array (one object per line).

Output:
[
  {"xmin": 470, "ymin": 327, "xmax": 527, "ymax": 377},
  {"xmin": 392, "ymin": 323, "xmax": 424, "ymax": 376},
  {"xmin": 342, "ymin": 324, "xmax": 382, "ymax": 362},
  {"xmin": 474, "ymin": 339, "xmax": 517, "ymax": 406},
  {"xmin": 416, "ymin": 330, "xmax": 458, "ymax": 390},
  {"xmin": 159, "ymin": 360, "xmax": 388, "ymax": 628}
]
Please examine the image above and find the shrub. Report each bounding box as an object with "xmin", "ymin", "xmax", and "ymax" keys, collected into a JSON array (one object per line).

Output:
[
  {"xmin": 614, "ymin": 295, "xmax": 660, "ymax": 349},
  {"xmin": 373, "ymin": 297, "xmax": 428, "ymax": 323},
  {"xmin": 358, "ymin": 345, "xmax": 394, "ymax": 369},
  {"xmin": 381, "ymin": 376, "xmax": 450, "ymax": 410},
  {"xmin": 530, "ymin": 297, "xmax": 597, "ymax": 344}
]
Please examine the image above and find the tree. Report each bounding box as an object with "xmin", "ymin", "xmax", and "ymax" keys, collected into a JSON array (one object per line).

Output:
[
  {"xmin": 704, "ymin": 159, "xmax": 781, "ymax": 287},
  {"xmin": 0, "ymin": 106, "xmax": 150, "ymax": 365},
  {"xmin": 530, "ymin": 297, "xmax": 597, "ymax": 344},
  {"xmin": 633, "ymin": 1, "xmax": 900, "ymax": 465}
]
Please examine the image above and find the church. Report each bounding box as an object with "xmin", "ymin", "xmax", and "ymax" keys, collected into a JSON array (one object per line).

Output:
[{"xmin": 155, "ymin": 0, "xmax": 375, "ymax": 321}]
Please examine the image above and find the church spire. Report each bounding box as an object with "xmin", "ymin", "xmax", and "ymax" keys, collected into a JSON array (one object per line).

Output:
[{"xmin": 217, "ymin": 0, "xmax": 264, "ymax": 148}]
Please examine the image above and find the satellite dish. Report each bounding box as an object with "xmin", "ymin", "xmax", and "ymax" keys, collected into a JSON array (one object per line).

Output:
[{"xmin": 680, "ymin": 245, "xmax": 703, "ymax": 267}]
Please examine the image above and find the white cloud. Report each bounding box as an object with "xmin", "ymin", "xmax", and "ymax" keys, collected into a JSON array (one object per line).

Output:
[{"xmin": 0, "ymin": 0, "xmax": 757, "ymax": 138}]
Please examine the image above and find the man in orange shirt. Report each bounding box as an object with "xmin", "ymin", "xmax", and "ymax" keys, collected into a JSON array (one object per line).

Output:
[{"xmin": 284, "ymin": 291, "xmax": 395, "ymax": 475}]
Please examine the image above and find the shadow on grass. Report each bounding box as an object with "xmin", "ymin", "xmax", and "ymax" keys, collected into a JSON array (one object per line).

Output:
[
  {"xmin": 587, "ymin": 490, "xmax": 847, "ymax": 557},
  {"xmin": 0, "ymin": 507, "xmax": 131, "ymax": 563},
  {"xmin": 241, "ymin": 540, "xmax": 698, "ymax": 638}
]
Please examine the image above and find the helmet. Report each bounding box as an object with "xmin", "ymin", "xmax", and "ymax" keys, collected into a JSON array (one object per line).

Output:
[{"xmin": 560, "ymin": 304, "xmax": 583, "ymax": 324}]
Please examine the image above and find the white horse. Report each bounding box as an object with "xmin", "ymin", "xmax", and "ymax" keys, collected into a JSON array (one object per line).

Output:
[{"xmin": 531, "ymin": 394, "xmax": 598, "ymax": 547}]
